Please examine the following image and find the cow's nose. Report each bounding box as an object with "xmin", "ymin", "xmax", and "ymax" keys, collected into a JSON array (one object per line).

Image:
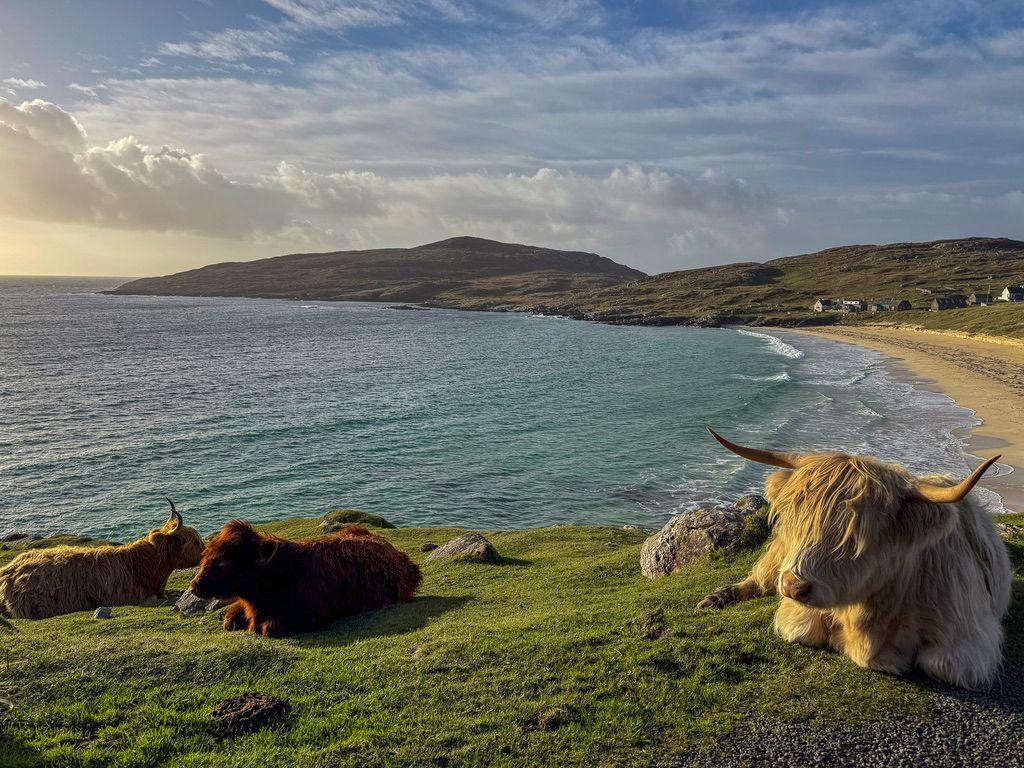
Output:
[{"xmin": 780, "ymin": 571, "xmax": 813, "ymax": 602}]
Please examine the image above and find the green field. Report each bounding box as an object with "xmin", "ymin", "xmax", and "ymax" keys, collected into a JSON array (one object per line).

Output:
[
  {"xmin": 844, "ymin": 302, "xmax": 1024, "ymax": 339},
  {"xmin": 1, "ymin": 517, "xmax": 1021, "ymax": 768}
]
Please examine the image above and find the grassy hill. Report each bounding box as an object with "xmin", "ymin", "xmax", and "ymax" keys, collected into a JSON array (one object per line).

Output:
[
  {"xmin": 107, "ymin": 235, "xmax": 1024, "ymax": 337},
  {"xmin": 536, "ymin": 237, "xmax": 1024, "ymax": 329},
  {"xmin": 108, "ymin": 236, "xmax": 646, "ymax": 305},
  {"xmin": 1, "ymin": 516, "xmax": 1021, "ymax": 768}
]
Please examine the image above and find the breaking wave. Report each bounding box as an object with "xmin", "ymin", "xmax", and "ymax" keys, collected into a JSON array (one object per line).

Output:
[{"xmin": 735, "ymin": 329, "xmax": 805, "ymax": 359}]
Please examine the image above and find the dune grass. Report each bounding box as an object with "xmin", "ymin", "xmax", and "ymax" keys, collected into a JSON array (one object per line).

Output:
[
  {"xmin": 1, "ymin": 519, "xmax": 1020, "ymax": 768},
  {"xmin": 846, "ymin": 303, "xmax": 1024, "ymax": 340}
]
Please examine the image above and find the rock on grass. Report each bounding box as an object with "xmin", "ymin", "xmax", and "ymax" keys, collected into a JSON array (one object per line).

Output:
[
  {"xmin": 425, "ymin": 533, "xmax": 499, "ymax": 562},
  {"xmin": 175, "ymin": 590, "xmax": 229, "ymax": 617},
  {"xmin": 640, "ymin": 497, "xmax": 769, "ymax": 580},
  {"xmin": 211, "ymin": 693, "xmax": 291, "ymax": 737},
  {"xmin": 319, "ymin": 509, "xmax": 396, "ymax": 532}
]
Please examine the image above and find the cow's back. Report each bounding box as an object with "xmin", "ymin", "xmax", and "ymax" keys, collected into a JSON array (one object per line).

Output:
[
  {"xmin": 0, "ymin": 546, "xmax": 150, "ymax": 619},
  {"xmin": 301, "ymin": 533, "xmax": 422, "ymax": 618},
  {"xmin": 911, "ymin": 496, "xmax": 1011, "ymax": 673}
]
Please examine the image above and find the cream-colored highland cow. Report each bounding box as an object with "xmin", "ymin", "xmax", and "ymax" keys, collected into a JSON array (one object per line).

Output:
[
  {"xmin": 0, "ymin": 500, "xmax": 204, "ymax": 620},
  {"xmin": 699, "ymin": 428, "xmax": 1010, "ymax": 689}
]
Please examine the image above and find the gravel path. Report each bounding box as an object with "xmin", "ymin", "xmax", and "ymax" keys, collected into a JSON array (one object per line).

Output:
[{"xmin": 661, "ymin": 663, "xmax": 1024, "ymax": 768}]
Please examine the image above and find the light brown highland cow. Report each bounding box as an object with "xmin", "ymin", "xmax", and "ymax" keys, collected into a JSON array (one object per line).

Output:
[
  {"xmin": 699, "ymin": 428, "xmax": 1011, "ymax": 689},
  {"xmin": 0, "ymin": 500, "xmax": 204, "ymax": 619}
]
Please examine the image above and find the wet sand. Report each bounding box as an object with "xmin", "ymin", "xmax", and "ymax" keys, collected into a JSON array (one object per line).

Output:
[{"xmin": 792, "ymin": 326, "xmax": 1024, "ymax": 513}]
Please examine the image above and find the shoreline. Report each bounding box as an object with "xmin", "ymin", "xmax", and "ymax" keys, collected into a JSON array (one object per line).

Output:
[{"xmin": 790, "ymin": 326, "xmax": 1024, "ymax": 513}]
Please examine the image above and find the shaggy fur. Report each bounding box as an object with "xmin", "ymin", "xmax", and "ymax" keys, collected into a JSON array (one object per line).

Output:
[
  {"xmin": 699, "ymin": 453, "xmax": 1011, "ymax": 689},
  {"xmin": 0, "ymin": 513, "xmax": 204, "ymax": 620},
  {"xmin": 191, "ymin": 521, "xmax": 422, "ymax": 637}
]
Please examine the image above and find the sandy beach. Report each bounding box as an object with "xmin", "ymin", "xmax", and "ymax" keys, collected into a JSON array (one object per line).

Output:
[{"xmin": 792, "ymin": 326, "xmax": 1024, "ymax": 512}]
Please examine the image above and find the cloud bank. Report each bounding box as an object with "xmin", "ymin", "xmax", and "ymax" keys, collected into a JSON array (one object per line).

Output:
[
  {"xmin": 0, "ymin": 97, "xmax": 788, "ymax": 263},
  {"xmin": 3, "ymin": 2, "xmax": 1023, "ymax": 272}
]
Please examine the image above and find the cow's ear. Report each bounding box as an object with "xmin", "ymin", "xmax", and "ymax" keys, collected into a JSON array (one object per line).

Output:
[
  {"xmin": 895, "ymin": 497, "xmax": 955, "ymax": 546},
  {"xmin": 256, "ymin": 540, "xmax": 280, "ymax": 567},
  {"xmin": 764, "ymin": 470, "xmax": 793, "ymax": 504}
]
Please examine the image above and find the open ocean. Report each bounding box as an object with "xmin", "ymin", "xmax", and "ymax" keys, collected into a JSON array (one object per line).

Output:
[{"xmin": 0, "ymin": 276, "xmax": 1007, "ymax": 540}]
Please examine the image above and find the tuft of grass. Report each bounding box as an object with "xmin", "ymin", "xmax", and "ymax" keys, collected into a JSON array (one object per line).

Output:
[{"xmin": 1, "ymin": 518, "xmax": 1019, "ymax": 767}]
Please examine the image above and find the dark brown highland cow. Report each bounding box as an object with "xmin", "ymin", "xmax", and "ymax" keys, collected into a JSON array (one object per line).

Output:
[{"xmin": 190, "ymin": 521, "xmax": 422, "ymax": 637}]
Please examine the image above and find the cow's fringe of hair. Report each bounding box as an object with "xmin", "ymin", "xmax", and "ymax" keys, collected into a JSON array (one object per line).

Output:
[{"xmin": 768, "ymin": 454, "xmax": 907, "ymax": 557}]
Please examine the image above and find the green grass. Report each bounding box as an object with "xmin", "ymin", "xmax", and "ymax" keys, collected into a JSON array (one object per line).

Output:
[
  {"xmin": 1, "ymin": 519, "xmax": 1020, "ymax": 768},
  {"xmin": 845, "ymin": 303, "xmax": 1024, "ymax": 339}
]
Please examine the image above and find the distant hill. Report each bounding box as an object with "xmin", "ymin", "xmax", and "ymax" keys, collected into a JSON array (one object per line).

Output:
[
  {"xmin": 109, "ymin": 236, "xmax": 647, "ymax": 304},
  {"xmin": 538, "ymin": 237, "xmax": 1024, "ymax": 326},
  {"xmin": 110, "ymin": 235, "xmax": 1024, "ymax": 334}
]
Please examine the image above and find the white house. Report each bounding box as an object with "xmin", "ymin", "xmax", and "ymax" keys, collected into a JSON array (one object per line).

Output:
[{"xmin": 999, "ymin": 285, "xmax": 1024, "ymax": 302}]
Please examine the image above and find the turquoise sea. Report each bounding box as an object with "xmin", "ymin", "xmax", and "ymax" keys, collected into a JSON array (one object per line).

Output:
[{"xmin": 0, "ymin": 276, "xmax": 1006, "ymax": 540}]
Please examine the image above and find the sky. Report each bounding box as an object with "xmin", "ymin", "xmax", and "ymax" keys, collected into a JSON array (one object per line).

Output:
[{"xmin": 1, "ymin": 1, "xmax": 1022, "ymax": 276}]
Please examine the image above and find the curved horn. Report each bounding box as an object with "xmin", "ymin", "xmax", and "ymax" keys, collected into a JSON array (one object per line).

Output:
[
  {"xmin": 909, "ymin": 455, "xmax": 1000, "ymax": 504},
  {"xmin": 166, "ymin": 498, "xmax": 183, "ymax": 532},
  {"xmin": 707, "ymin": 426, "xmax": 800, "ymax": 469}
]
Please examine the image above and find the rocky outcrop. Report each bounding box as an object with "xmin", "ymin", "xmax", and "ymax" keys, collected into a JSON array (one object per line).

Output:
[
  {"xmin": 640, "ymin": 497, "xmax": 769, "ymax": 580},
  {"xmin": 733, "ymin": 494, "xmax": 769, "ymax": 514},
  {"xmin": 425, "ymin": 533, "xmax": 499, "ymax": 563},
  {"xmin": 319, "ymin": 509, "xmax": 396, "ymax": 532}
]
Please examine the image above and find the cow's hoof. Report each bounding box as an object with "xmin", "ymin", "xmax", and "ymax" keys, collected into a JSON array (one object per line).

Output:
[
  {"xmin": 223, "ymin": 605, "xmax": 247, "ymax": 631},
  {"xmin": 697, "ymin": 586, "xmax": 737, "ymax": 610}
]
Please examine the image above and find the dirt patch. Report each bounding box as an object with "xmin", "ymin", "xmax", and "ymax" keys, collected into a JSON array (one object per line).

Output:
[{"xmin": 211, "ymin": 693, "xmax": 291, "ymax": 737}]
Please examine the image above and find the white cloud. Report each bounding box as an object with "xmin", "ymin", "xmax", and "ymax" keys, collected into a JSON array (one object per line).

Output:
[
  {"xmin": 68, "ymin": 83, "xmax": 103, "ymax": 99},
  {"xmin": 0, "ymin": 98, "xmax": 790, "ymax": 267},
  {"xmin": 3, "ymin": 77, "xmax": 47, "ymax": 90},
  {"xmin": 6, "ymin": 5, "xmax": 1024, "ymax": 271}
]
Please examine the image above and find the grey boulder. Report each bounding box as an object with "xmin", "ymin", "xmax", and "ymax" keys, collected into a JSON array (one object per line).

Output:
[
  {"xmin": 640, "ymin": 501, "xmax": 763, "ymax": 580},
  {"xmin": 174, "ymin": 589, "xmax": 224, "ymax": 616},
  {"xmin": 425, "ymin": 533, "xmax": 499, "ymax": 562}
]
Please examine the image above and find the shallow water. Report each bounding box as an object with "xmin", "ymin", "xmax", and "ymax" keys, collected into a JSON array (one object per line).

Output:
[{"xmin": 0, "ymin": 276, "xmax": 1003, "ymax": 539}]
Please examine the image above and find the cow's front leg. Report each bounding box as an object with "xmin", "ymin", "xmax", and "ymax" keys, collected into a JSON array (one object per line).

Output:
[
  {"xmin": 223, "ymin": 602, "xmax": 249, "ymax": 631},
  {"xmin": 773, "ymin": 599, "xmax": 833, "ymax": 648},
  {"xmin": 841, "ymin": 614, "xmax": 915, "ymax": 677},
  {"xmin": 258, "ymin": 618, "xmax": 286, "ymax": 638},
  {"xmin": 697, "ymin": 578, "xmax": 767, "ymax": 610}
]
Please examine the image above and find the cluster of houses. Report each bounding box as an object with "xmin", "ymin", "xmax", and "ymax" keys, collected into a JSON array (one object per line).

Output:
[
  {"xmin": 813, "ymin": 285, "xmax": 1024, "ymax": 313},
  {"xmin": 813, "ymin": 298, "xmax": 910, "ymax": 313}
]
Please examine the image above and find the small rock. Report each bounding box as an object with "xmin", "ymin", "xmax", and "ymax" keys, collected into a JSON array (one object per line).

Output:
[
  {"xmin": 623, "ymin": 524, "xmax": 654, "ymax": 533},
  {"xmin": 93, "ymin": 607, "xmax": 113, "ymax": 619},
  {"xmin": 640, "ymin": 504, "xmax": 752, "ymax": 580},
  {"xmin": 996, "ymin": 521, "xmax": 1024, "ymax": 539},
  {"xmin": 733, "ymin": 494, "xmax": 769, "ymax": 514},
  {"xmin": 420, "ymin": 543, "xmax": 438, "ymax": 552},
  {"xmin": 425, "ymin": 533, "xmax": 499, "ymax": 562},
  {"xmin": 175, "ymin": 590, "xmax": 231, "ymax": 616},
  {"xmin": 211, "ymin": 693, "xmax": 291, "ymax": 737}
]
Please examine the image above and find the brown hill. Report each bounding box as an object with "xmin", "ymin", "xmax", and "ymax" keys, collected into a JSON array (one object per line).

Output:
[
  {"xmin": 538, "ymin": 237, "xmax": 1024, "ymax": 326},
  {"xmin": 109, "ymin": 236, "xmax": 646, "ymax": 304}
]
